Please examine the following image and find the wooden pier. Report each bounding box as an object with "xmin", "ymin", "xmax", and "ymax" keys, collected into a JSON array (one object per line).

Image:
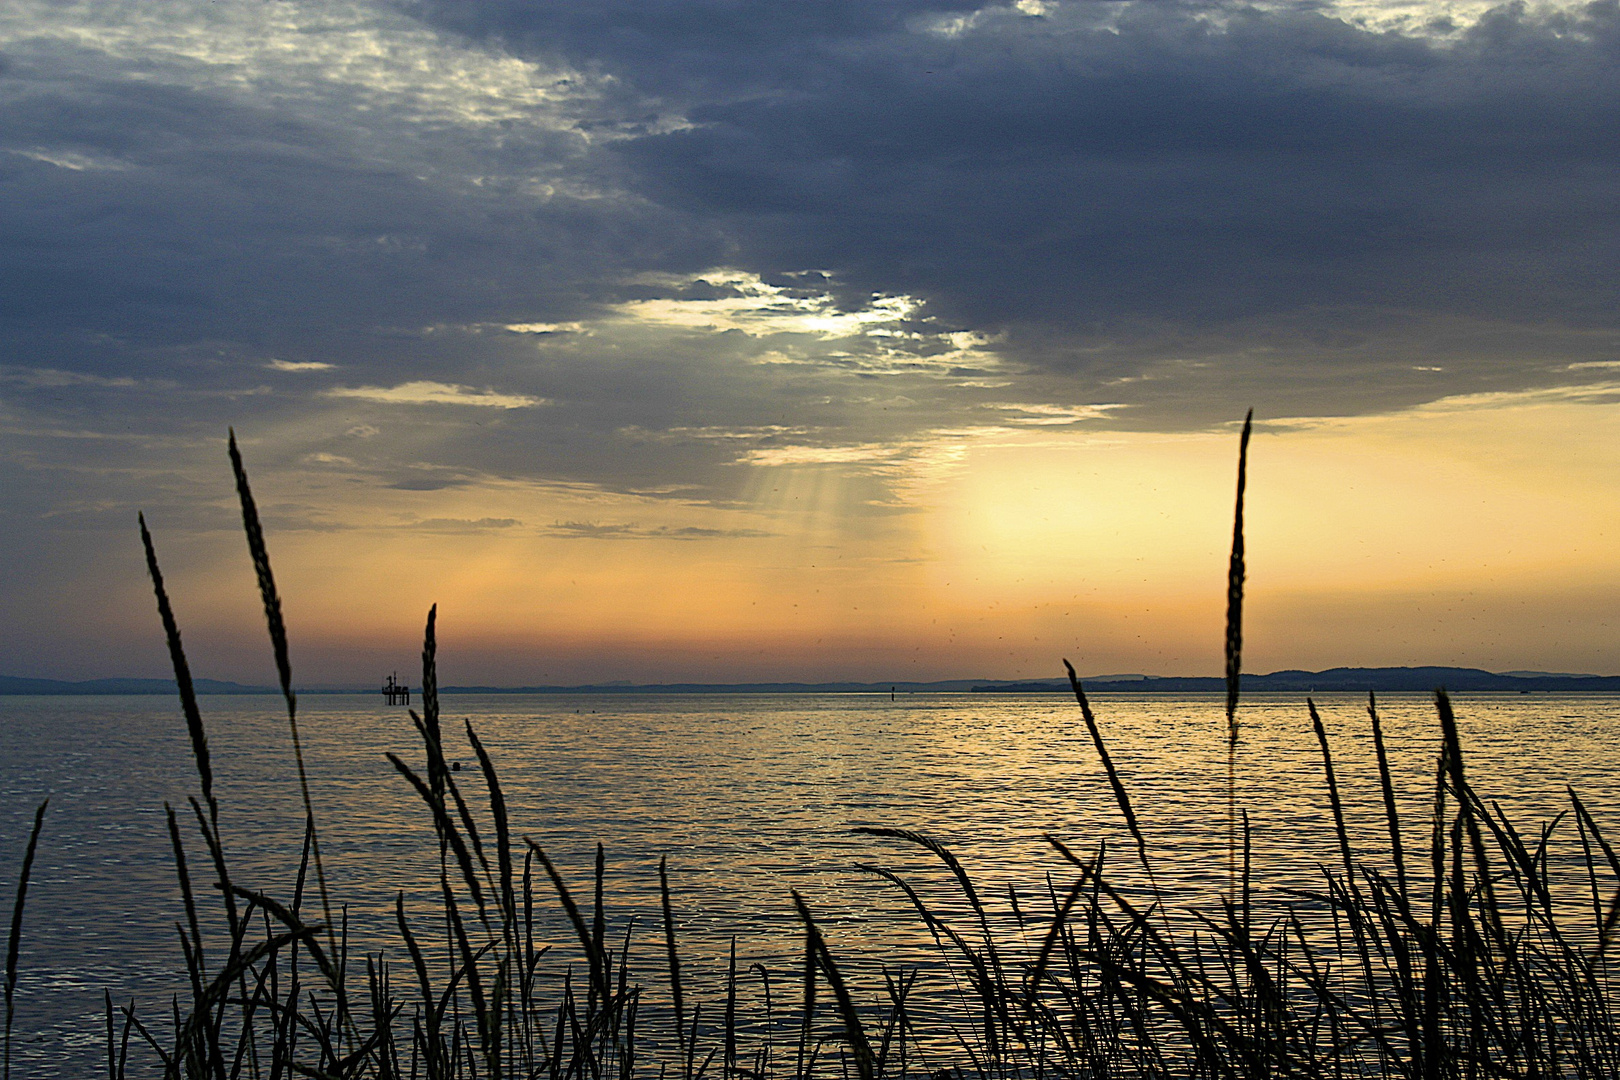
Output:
[{"xmin": 382, "ymin": 672, "xmax": 411, "ymax": 705}]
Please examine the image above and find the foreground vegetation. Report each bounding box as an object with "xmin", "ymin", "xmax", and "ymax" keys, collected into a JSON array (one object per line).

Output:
[{"xmin": 7, "ymin": 429, "xmax": 1620, "ymax": 1078}]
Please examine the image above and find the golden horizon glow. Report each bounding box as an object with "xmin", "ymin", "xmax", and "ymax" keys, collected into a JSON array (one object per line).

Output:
[{"xmin": 110, "ymin": 384, "xmax": 1620, "ymax": 686}]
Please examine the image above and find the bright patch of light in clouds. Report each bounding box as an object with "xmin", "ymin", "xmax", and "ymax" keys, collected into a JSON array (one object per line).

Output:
[
  {"xmin": 325, "ymin": 381, "xmax": 544, "ymax": 408},
  {"xmin": 11, "ymin": 148, "xmax": 127, "ymax": 171},
  {"xmin": 1291, "ymin": 0, "xmax": 1587, "ymax": 36},
  {"xmin": 615, "ymin": 270, "xmax": 920, "ymax": 339},
  {"xmin": 269, "ymin": 359, "xmax": 335, "ymax": 372},
  {"xmin": 504, "ymin": 322, "xmax": 585, "ymax": 335},
  {"xmin": 991, "ymin": 403, "xmax": 1128, "ymax": 425},
  {"xmin": 0, "ymin": 0, "xmax": 598, "ymax": 132},
  {"xmin": 738, "ymin": 442, "xmax": 915, "ymax": 468}
]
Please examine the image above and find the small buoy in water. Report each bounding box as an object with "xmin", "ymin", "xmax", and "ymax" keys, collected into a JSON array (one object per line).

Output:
[{"xmin": 451, "ymin": 761, "xmax": 462, "ymax": 772}]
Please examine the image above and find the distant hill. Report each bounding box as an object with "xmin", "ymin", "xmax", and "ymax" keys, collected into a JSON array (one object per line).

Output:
[
  {"xmin": 972, "ymin": 667, "xmax": 1620, "ymax": 693},
  {"xmin": 0, "ymin": 676, "xmax": 273, "ymax": 695},
  {"xmin": 7, "ymin": 667, "xmax": 1619, "ymax": 696},
  {"xmin": 445, "ymin": 667, "xmax": 1620, "ymax": 693}
]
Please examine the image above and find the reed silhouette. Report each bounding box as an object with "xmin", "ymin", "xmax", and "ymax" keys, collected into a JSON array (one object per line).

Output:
[
  {"xmin": 5, "ymin": 422, "xmax": 1618, "ymax": 1077},
  {"xmin": 1225, "ymin": 411, "xmax": 1252, "ymax": 903}
]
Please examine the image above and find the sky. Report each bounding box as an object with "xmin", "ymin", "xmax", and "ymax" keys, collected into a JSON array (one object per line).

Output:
[{"xmin": 3, "ymin": 0, "xmax": 1619, "ymax": 686}]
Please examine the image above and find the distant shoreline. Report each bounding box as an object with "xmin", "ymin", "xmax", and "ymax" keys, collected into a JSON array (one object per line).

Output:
[{"xmin": 6, "ymin": 667, "xmax": 1620, "ymax": 696}]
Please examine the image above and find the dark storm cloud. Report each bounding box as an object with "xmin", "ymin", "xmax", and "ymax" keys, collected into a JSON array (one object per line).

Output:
[
  {"xmin": 0, "ymin": 75, "xmax": 606, "ymax": 363},
  {"xmin": 407, "ymin": 0, "xmax": 1620, "ymax": 421}
]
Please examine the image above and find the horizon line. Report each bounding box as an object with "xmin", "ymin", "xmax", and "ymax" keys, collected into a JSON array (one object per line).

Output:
[{"xmin": 5, "ymin": 666, "xmax": 1620, "ymax": 695}]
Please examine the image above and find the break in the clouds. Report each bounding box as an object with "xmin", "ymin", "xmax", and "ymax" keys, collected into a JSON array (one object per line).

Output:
[
  {"xmin": 3, "ymin": 0, "xmax": 1620, "ymax": 679},
  {"xmin": 325, "ymin": 380, "xmax": 546, "ymax": 408}
]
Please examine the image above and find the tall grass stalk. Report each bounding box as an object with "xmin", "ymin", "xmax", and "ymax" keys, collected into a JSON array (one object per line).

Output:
[
  {"xmin": 1225, "ymin": 410, "xmax": 1252, "ymax": 904},
  {"xmin": 228, "ymin": 429, "xmax": 338, "ymax": 962},
  {"xmin": 4, "ymin": 799, "xmax": 46, "ymax": 1080}
]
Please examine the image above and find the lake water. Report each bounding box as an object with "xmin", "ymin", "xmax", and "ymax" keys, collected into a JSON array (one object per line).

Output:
[{"xmin": 2, "ymin": 689, "xmax": 1618, "ymax": 1075}]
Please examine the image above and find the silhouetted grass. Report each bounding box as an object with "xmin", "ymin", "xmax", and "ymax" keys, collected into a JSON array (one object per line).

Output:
[
  {"xmin": 6, "ymin": 424, "xmax": 1619, "ymax": 1077},
  {"xmin": 4, "ymin": 799, "xmax": 46, "ymax": 1080},
  {"xmin": 1225, "ymin": 410, "xmax": 1252, "ymax": 903}
]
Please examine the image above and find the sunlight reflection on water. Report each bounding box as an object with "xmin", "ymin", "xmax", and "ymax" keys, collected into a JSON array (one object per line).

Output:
[{"xmin": 2, "ymin": 690, "xmax": 1617, "ymax": 1074}]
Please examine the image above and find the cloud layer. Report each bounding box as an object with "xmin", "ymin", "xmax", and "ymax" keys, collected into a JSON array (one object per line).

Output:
[
  {"xmin": 413, "ymin": 0, "xmax": 1620, "ymax": 420},
  {"xmin": 5, "ymin": 0, "xmax": 1619, "ymax": 480}
]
